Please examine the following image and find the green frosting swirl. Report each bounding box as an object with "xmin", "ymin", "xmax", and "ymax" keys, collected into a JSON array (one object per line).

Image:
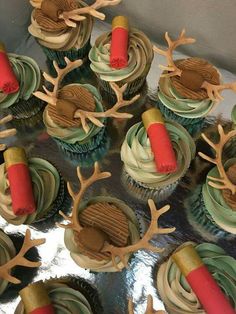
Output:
[
  {"xmin": 202, "ymin": 158, "xmax": 236, "ymax": 234},
  {"xmin": 43, "ymin": 84, "xmax": 105, "ymax": 144},
  {"xmin": 231, "ymin": 105, "xmax": 236, "ymax": 127},
  {"xmin": 15, "ymin": 282, "xmax": 93, "ymax": 314},
  {"xmin": 64, "ymin": 196, "xmax": 140, "ymax": 272},
  {"xmin": 121, "ymin": 121, "xmax": 195, "ymax": 188},
  {"xmin": 0, "ymin": 54, "xmax": 41, "ymax": 109},
  {"xmin": 89, "ymin": 28, "xmax": 153, "ymax": 83},
  {"xmin": 0, "ymin": 158, "xmax": 60, "ymax": 225},
  {"xmin": 158, "ymin": 76, "xmax": 215, "ymax": 119},
  {"xmin": 0, "ymin": 230, "xmax": 16, "ymax": 295},
  {"xmin": 157, "ymin": 242, "xmax": 236, "ymax": 314}
]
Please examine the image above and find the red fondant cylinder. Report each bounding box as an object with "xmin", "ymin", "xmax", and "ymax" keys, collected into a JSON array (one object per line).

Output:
[
  {"xmin": 20, "ymin": 282, "xmax": 55, "ymax": 314},
  {"xmin": 110, "ymin": 16, "xmax": 129, "ymax": 69},
  {"xmin": 4, "ymin": 147, "xmax": 36, "ymax": 216},
  {"xmin": 30, "ymin": 305, "xmax": 55, "ymax": 314},
  {"xmin": 142, "ymin": 108, "xmax": 177, "ymax": 173},
  {"xmin": 172, "ymin": 244, "xmax": 235, "ymax": 314},
  {"xmin": 186, "ymin": 265, "xmax": 235, "ymax": 314},
  {"xmin": 0, "ymin": 43, "xmax": 19, "ymax": 94}
]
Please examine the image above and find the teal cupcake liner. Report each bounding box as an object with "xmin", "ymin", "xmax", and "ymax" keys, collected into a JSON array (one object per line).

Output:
[
  {"xmin": 41, "ymin": 38, "xmax": 91, "ymax": 67},
  {"xmin": 54, "ymin": 127, "xmax": 110, "ymax": 167},
  {"xmin": 33, "ymin": 171, "xmax": 70, "ymax": 224},
  {"xmin": 187, "ymin": 185, "xmax": 231, "ymax": 238},
  {"xmin": 97, "ymin": 76, "xmax": 147, "ymax": 98},
  {"xmin": 157, "ymin": 100, "xmax": 205, "ymax": 136},
  {"xmin": 3, "ymin": 96, "xmax": 45, "ymax": 119},
  {"xmin": 121, "ymin": 168, "xmax": 179, "ymax": 203},
  {"xmin": 8, "ymin": 108, "xmax": 44, "ymax": 132}
]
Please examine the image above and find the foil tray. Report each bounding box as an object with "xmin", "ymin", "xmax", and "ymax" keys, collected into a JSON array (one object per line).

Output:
[{"xmin": 1, "ymin": 21, "xmax": 236, "ymax": 314}]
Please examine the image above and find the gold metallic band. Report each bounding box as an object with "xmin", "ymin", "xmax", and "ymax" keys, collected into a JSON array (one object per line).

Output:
[
  {"xmin": 172, "ymin": 244, "xmax": 203, "ymax": 277},
  {"xmin": 19, "ymin": 282, "xmax": 52, "ymax": 312},
  {"xmin": 112, "ymin": 16, "xmax": 129, "ymax": 30},
  {"xmin": 142, "ymin": 108, "xmax": 164, "ymax": 129},
  {"xmin": 3, "ymin": 147, "xmax": 28, "ymax": 168},
  {"xmin": 0, "ymin": 42, "xmax": 6, "ymax": 53}
]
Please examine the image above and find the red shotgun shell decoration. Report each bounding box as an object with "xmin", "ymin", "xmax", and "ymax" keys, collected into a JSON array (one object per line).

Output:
[
  {"xmin": 172, "ymin": 244, "xmax": 235, "ymax": 314},
  {"xmin": 19, "ymin": 282, "xmax": 55, "ymax": 314},
  {"xmin": 142, "ymin": 108, "xmax": 177, "ymax": 173},
  {"xmin": 110, "ymin": 16, "xmax": 129, "ymax": 69},
  {"xmin": 0, "ymin": 43, "xmax": 19, "ymax": 94},
  {"xmin": 3, "ymin": 147, "xmax": 36, "ymax": 216}
]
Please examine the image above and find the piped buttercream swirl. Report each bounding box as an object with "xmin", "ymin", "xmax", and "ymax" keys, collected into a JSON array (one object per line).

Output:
[{"xmin": 121, "ymin": 121, "xmax": 195, "ymax": 188}]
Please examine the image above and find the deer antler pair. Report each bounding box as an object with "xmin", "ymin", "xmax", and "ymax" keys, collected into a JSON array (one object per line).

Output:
[
  {"xmin": 0, "ymin": 115, "xmax": 17, "ymax": 151},
  {"xmin": 58, "ymin": 163, "xmax": 175, "ymax": 270},
  {"xmin": 128, "ymin": 295, "xmax": 166, "ymax": 314},
  {"xmin": 59, "ymin": 0, "xmax": 122, "ymax": 27},
  {"xmin": 31, "ymin": 0, "xmax": 121, "ymax": 27},
  {"xmin": 0, "ymin": 229, "xmax": 45, "ymax": 284},
  {"xmin": 34, "ymin": 57, "xmax": 139, "ymax": 134},
  {"xmin": 153, "ymin": 29, "xmax": 236, "ymax": 102},
  {"xmin": 199, "ymin": 124, "xmax": 236, "ymax": 194}
]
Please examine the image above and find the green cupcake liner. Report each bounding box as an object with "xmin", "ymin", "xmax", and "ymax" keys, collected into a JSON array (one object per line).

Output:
[
  {"xmin": 187, "ymin": 185, "xmax": 231, "ymax": 238},
  {"xmin": 54, "ymin": 127, "xmax": 110, "ymax": 168},
  {"xmin": 41, "ymin": 38, "xmax": 91, "ymax": 67},
  {"xmin": 157, "ymin": 100, "xmax": 205, "ymax": 136},
  {"xmin": 121, "ymin": 168, "xmax": 179, "ymax": 203},
  {"xmin": 8, "ymin": 108, "xmax": 44, "ymax": 132},
  {"xmin": 32, "ymin": 171, "xmax": 70, "ymax": 224},
  {"xmin": 3, "ymin": 96, "xmax": 45, "ymax": 119},
  {"xmin": 97, "ymin": 76, "xmax": 147, "ymax": 98}
]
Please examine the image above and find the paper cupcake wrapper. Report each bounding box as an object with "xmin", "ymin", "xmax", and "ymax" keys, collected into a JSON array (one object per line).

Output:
[
  {"xmin": 54, "ymin": 127, "xmax": 110, "ymax": 168},
  {"xmin": 97, "ymin": 76, "xmax": 147, "ymax": 98},
  {"xmin": 187, "ymin": 185, "xmax": 231, "ymax": 238},
  {"xmin": 41, "ymin": 38, "xmax": 91, "ymax": 67},
  {"xmin": 32, "ymin": 171, "xmax": 70, "ymax": 224},
  {"xmin": 121, "ymin": 168, "xmax": 179, "ymax": 203},
  {"xmin": 3, "ymin": 96, "xmax": 45, "ymax": 119},
  {"xmin": 157, "ymin": 100, "xmax": 205, "ymax": 136},
  {"xmin": 8, "ymin": 108, "xmax": 44, "ymax": 132}
]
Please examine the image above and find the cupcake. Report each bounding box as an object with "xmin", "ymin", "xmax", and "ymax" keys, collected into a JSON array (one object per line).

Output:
[
  {"xmin": 121, "ymin": 109, "xmax": 196, "ymax": 202},
  {"xmin": 128, "ymin": 295, "xmax": 166, "ymax": 314},
  {"xmin": 0, "ymin": 147, "xmax": 68, "ymax": 226},
  {"xmin": 157, "ymin": 242, "xmax": 236, "ymax": 313},
  {"xmin": 28, "ymin": 0, "xmax": 121, "ymax": 70},
  {"xmin": 154, "ymin": 29, "xmax": 236, "ymax": 135},
  {"xmin": 34, "ymin": 58, "xmax": 139, "ymax": 167},
  {"xmin": 15, "ymin": 277, "xmax": 103, "ymax": 313},
  {"xmin": 58, "ymin": 162, "xmax": 175, "ymax": 272},
  {"xmin": 0, "ymin": 52, "xmax": 45, "ymax": 120},
  {"xmin": 0, "ymin": 229, "xmax": 45, "ymax": 296},
  {"xmin": 186, "ymin": 125, "xmax": 236, "ymax": 237},
  {"xmin": 0, "ymin": 114, "xmax": 17, "ymax": 151},
  {"xmin": 89, "ymin": 16, "xmax": 154, "ymax": 99}
]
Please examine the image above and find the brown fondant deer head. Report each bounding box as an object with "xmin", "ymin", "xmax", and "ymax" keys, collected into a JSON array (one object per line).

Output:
[
  {"xmin": 153, "ymin": 29, "xmax": 236, "ymax": 102},
  {"xmin": 57, "ymin": 162, "xmax": 175, "ymax": 270}
]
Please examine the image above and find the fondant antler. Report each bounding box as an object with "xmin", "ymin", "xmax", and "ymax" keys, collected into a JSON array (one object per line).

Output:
[
  {"xmin": 74, "ymin": 82, "xmax": 139, "ymax": 133},
  {"xmin": 128, "ymin": 295, "xmax": 166, "ymax": 314},
  {"xmin": 0, "ymin": 229, "xmax": 45, "ymax": 284},
  {"xmin": 0, "ymin": 115, "xmax": 17, "ymax": 151},
  {"xmin": 102, "ymin": 199, "xmax": 175, "ymax": 270},
  {"xmin": 154, "ymin": 29, "xmax": 236, "ymax": 102},
  {"xmin": 33, "ymin": 58, "xmax": 83, "ymax": 106},
  {"xmin": 153, "ymin": 29, "xmax": 195, "ymax": 78},
  {"xmin": 34, "ymin": 57, "xmax": 138, "ymax": 133},
  {"xmin": 199, "ymin": 124, "xmax": 236, "ymax": 194},
  {"xmin": 59, "ymin": 0, "xmax": 122, "ymax": 27},
  {"xmin": 57, "ymin": 162, "xmax": 111, "ymax": 232}
]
